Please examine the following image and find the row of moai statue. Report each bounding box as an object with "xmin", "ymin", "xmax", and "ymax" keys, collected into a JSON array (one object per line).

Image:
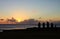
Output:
[{"xmin": 38, "ymin": 22, "xmax": 56, "ymax": 28}]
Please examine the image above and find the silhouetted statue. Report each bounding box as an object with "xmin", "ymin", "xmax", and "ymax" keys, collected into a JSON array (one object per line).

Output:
[
  {"xmin": 42, "ymin": 22, "xmax": 45, "ymax": 28},
  {"xmin": 51, "ymin": 23, "xmax": 54, "ymax": 28},
  {"xmin": 38, "ymin": 22, "xmax": 41, "ymax": 28},
  {"xmin": 46, "ymin": 22, "xmax": 49, "ymax": 28},
  {"xmin": 55, "ymin": 24, "xmax": 56, "ymax": 28}
]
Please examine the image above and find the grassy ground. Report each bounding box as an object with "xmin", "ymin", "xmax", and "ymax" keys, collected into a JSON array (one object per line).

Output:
[{"xmin": 0, "ymin": 28, "xmax": 60, "ymax": 39}]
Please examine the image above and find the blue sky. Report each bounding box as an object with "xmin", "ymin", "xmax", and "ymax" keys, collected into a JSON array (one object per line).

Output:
[{"xmin": 0, "ymin": 0, "xmax": 60, "ymax": 21}]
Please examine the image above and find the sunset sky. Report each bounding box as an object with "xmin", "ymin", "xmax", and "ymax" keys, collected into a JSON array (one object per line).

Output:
[{"xmin": 0, "ymin": 0, "xmax": 60, "ymax": 22}]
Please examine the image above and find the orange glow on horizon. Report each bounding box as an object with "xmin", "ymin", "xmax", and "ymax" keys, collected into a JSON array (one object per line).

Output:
[
  {"xmin": 13, "ymin": 15, "xmax": 29, "ymax": 22},
  {"xmin": 15, "ymin": 16, "xmax": 30, "ymax": 22},
  {"xmin": 0, "ymin": 9, "xmax": 60, "ymax": 22},
  {"xmin": 10, "ymin": 9, "xmax": 30, "ymax": 22}
]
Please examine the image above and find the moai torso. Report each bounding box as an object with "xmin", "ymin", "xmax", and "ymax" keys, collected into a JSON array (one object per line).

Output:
[
  {"xmin": 38, "ymin": 22, "xmax": 41, "ymax": 28},
  {"xmin": 46, "ymin": 22, "xmax": 49, "ymax": 28},
  {"xmin": 42, "ymin": 22, "xmax": 45, "ymax": 28},
  {"xmin": 51, "ymin": 23, "xmax": 54, "ymax": 28}
]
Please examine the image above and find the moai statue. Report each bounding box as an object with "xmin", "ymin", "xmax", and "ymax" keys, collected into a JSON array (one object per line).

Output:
[
  {"xmin": 51, "ymin": 23, "xmax": 54, "ymax": 28},
  {"xmin": 42, "ymin": 22, "xmax": 45, "ymax": 28},
  {"xmin": 38, "ymin": 22, "xmax": 41, "ymax": 29},
  {"xmin": 55, "ymin": 24, "xmax": 56, "ymax": 28},
  {"xmin": 46, "ymin": 22, "xmax": 49, "ymax": 28}
]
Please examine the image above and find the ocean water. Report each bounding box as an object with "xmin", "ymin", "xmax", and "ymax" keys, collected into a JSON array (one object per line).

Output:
[
  {"xmin": 0, "ymin": 25, "xmax": 37, "ymax": 30},
  {"xmin": 0, "ymin": 24, "xmax": 60, "ymax": 30}
]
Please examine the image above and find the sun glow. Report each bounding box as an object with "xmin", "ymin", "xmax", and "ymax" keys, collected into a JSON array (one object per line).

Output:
[
  {"xmin": 10, "ymin": 9, "xmax": 30, "ymax": 22},
  {"xmin": 16, "ymin": 18, "xmax": 24, "ymax": 22},
  {"xmin": 15, "ymin": 17, "xmax": 29, "ymax": 22},
  {"xmin": 17, "ymin": 19, "xmax": 21, "ymax": 22}
]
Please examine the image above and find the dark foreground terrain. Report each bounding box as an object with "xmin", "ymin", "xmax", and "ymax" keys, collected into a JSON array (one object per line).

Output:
[{"xmin": 0, "ymin": 28, "xmax": 60, "ymax": 39}]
